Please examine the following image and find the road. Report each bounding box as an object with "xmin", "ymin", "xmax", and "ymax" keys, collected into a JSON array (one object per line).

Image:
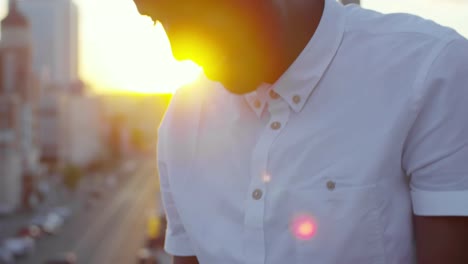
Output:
[{"xmin": 17, "ymin": 160, "xmax": 170, "ymax": 264}]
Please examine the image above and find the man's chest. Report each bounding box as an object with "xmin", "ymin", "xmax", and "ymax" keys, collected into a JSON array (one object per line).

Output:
[
  {"xmin": 187, "ymin": 86, "xmax": 411, "ymax": 193},
  {"xmin": 166, "ymin": 85, "xmax": 415, "ymax": 263},
  {"xmin": 162, "ymin": 68, "xmax": 423, "ymax": 263}
]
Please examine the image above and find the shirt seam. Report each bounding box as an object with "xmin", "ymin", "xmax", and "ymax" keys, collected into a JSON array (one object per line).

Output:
[{"xmin": 343, "ymin": 28, "xmax": 457, "ymax": 41}]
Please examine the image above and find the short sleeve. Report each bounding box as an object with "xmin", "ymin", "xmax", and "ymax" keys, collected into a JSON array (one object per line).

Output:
[
  {"xmin": 157, "ymin": 95, "xmax": 196, "ymax": 256},
  {"xmin": 403, "ymin": 38, "xmax": 468, "ymax": 216},
  {"xmin": 156, "ymin": 78, "xmax": 208, "ymax": 255},
  {"xmin": 157, "ymin": 161, "xmax": 195, "ymax": 256}
]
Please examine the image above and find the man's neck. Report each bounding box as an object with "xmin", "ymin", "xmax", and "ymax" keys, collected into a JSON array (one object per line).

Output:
[{"xmin": 268, "ymin": 0, "xmax": 325, "ymax": 83}]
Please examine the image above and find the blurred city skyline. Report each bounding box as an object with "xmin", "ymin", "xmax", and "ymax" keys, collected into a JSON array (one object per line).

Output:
[{"xmin": 0, "ymin": 0, "xmax": 467, "ymax": 95}]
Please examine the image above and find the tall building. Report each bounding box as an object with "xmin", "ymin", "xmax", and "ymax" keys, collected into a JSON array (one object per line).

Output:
[
  {"xmin": 18, "ymin": 0, "xmax": 79, "ymax": 174},
  {"xmin": 0, "ymin": 0, "xmax": 31, "ymax": 98},
  {"xmin": 18, "ymin": 0, "xmax": 79, "ymax": 87},
  {"xmin": 0, "ymin": 0, "xmax": 38, "ymax": 209},
  {"xmin": 60, "ymin": 94, "xmax": 105, "ymax": 167},
  {"xmin": 38, "ymin": 83, "xmax": 106, "ymax": 170},
  {"xmin": 37, "ymin": 83, "xmax": 61, "ymax": 165}
]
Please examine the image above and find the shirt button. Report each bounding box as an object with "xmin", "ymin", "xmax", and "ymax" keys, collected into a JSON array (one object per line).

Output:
[
  {"xmin": 253, "ymin": 99, "xmax": 261, "ymax": 108},
  {"xmin": 292, "ymin": 95, "xmax": 301, "ymax": 104},
  {"xmin": 270, "ymin": 121, "xmax": 281, "ymax": 130},
  {"xmin": 326, "ymin": 181, "xmax": 336, "ymax": 191},
  {"xmin": 269, "ymin": 90, "xmax": 280, "ymax": 99},
  {"xmin": 252, "ymin": 189, "xmax": 263, "ymax": 200}
]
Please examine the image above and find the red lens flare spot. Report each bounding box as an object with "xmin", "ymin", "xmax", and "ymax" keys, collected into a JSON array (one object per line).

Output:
[{"xmin": 292, "ymin": 214, "xmax": 317, "ymax": 241}]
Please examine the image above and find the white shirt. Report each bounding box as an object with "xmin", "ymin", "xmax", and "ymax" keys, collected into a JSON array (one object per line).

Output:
[{"xmin": 157, "ymin": 1, "xmax": 468, "ymax": 263}]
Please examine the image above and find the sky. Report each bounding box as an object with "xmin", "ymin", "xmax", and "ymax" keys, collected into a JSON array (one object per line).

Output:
[{"xmin": 0, "ymin": 0, "xmax": 467, "ymax": 94}]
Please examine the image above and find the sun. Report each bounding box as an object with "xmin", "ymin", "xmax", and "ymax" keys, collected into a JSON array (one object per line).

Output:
[
  {"xmin": 115, "ymin": 22, "xmax": 203, "ymax": 94},
  {"xmin": 82, "ymin": 1, "xmax": 203, "ymax": 95}
]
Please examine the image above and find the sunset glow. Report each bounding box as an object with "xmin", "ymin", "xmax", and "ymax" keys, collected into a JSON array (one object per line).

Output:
[
  {"xmin": 1, "ymin": 0, "xmax": 467, "ymax": 94},
  {"xmin": 76, "ymin": 0, "xmax": 468, "ymax": 95},
  {"xmin": 89, "ymin": 21, "xmax": 202, "ymax": 94},
  {"xmin": 77, "ymin": 0, "xmax": 203, "ymax": 94}
]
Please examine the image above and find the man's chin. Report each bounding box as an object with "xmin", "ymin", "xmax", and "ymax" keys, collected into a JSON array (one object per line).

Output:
[
  {"xmin": 224, "ymin": 85, "xmax": 257, "ymax": 95},
  {"xmin": 203, "ymin": 68, "xmax": 261, "ymax": 95},
  {"xmin": 213, "ymin": 77, "xmax": 259, "ymax": 95}
]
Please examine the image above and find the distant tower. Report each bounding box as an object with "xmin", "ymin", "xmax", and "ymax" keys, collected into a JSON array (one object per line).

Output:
[
  {"xmin": 0, "ymin": 0, "xmax": 32, "ymax": 99},
  {"xmin": 0, "ymin": 0, "xmax": 36, "ymax": 210},
  {"xmin": 18, "ymin": 0, "xmax": 79, "ymax": 89},
  {"xmin": 341, "ymin": 0, "xmax": 361, "ymax": 5}
]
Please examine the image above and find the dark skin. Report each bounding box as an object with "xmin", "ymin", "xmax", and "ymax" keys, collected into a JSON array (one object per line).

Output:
[
  {"xmin": 132, "ymin": 0, "xmax": 468, "ymax": 263},
  {"xmin": 134, "ymin": 0, "xmax": 323, "ymax": 94},
  {"xmin": 173, "ymin": 256, "xmax": 199, "ymax": 264},
  {"xmin": 414, "ymin": 216, "xmax": 468, "ymax": 264}
]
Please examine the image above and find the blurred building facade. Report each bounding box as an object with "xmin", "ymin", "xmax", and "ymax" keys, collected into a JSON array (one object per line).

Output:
[
  {"xmin": 37, "ymin": 83, "xmax": 61, "ymax": 166},
  {"xmin": 0, "ymin": 0, "xmax": 103, "ymax": 211},
  {"xmin": 37, "ymin": 81, "xmax": 107, "ymax": 169},
  {"xmin": 18, "ymin": 0, "xmax": 79, "ymax": 87},
  {"xmin": 0, "ymin": 0, "xmax": 40, "ymax": 209},
  {"xmin": 60, "ymin": 92, "xmax": 105, "ymax": 168},
  {"xmin": 102, "ymin": 95, "xmax": 171, "ymax": 158}
]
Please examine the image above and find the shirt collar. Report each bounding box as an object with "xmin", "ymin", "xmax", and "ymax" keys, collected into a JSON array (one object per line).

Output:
[
  {"xmin": 245, "ymin": 0, "xmax": 346, "ymax": 116},
  {"xmin": 244, "ymin": 83, "xmax": 271, "ymax": 117}
]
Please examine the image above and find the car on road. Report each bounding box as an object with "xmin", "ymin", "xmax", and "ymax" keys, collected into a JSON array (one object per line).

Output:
[
  {"xmin": 52, "ymin": 207, "xmax": 72, "ymax": 222},
  {"xmin": 1, "ymin": 237, "xmax": 35, "ymax": 258},
  {"xmin": 137, "ymin": 215, "xmax": 167, "ymax": 264},
  {"xmin": 42, "ymin": 213, "xmax": 64, "ymax": 235},
  {"xmin": 0, "ymin": 245, "xmax": 14, "ymax": 264},
  {"xmin": 17, "ymin": 224, "xmax": 43, "ymax": 240},
  {"xmin": 137, "ymin": 248, "xmax": 158, "ymax": 264},
  {"xmin": 30, "ymin": 212, "xmax": 64, "ymax": 235},
  {"xmin": 30, "ymin": 214, "xmax": 47, "ymax": 229}
]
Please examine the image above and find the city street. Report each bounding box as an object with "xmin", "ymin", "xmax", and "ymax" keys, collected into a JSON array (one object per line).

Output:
[{"xmin": 14, "ymin": 160, "xmax": 169, "ymax": 264}]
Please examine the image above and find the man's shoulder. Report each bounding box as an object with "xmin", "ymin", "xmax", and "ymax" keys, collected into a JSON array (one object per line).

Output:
[
  {"xmin": 343, "ymin": 5, "xmax": 462, "ymax": 43},
  {"xmin": 158, "ymin": 76, "xmax": 223, "ymax": 149},
  {"xmin": 158, "ymin": 76, "xmax": 230, "ymax": 163}
]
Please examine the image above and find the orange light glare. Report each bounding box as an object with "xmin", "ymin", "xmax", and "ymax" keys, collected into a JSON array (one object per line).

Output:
[{"xmin": 292, "ymin": 214, "xmax": 317, "ymax": 241}]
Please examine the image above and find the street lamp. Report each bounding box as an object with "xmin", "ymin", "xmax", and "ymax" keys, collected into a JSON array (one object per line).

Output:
[{"xmin": 341, "ymin": 0, "xmax": 360, "ymax": 5}]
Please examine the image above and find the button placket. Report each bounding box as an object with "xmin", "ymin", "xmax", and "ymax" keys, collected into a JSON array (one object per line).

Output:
[
  {"xmin": 243, "ymin": 99, "xmax": 290, "ymax": 264},
  {"xmin": 252, "ymin": 189, "xmax": 263, "ymax": 200},
  {"xmin": 253, "ymin": 99, "xmax": 261, "ymax": 109},
  {"xmin": 270, "ymin": 121, "xmax": 281, "ymax": 130}
]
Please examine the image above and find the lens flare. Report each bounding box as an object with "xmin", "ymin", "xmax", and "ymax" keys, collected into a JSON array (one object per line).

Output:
[
  {"xmin": 291, "ymin": 214, "xmax": 317, "ymax": 241},
  {"xmin": 262, "ymin": 172, "xmax": 271, "ymax": 183}
]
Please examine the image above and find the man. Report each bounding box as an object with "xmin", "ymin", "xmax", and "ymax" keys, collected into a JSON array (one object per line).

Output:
[{"xmin": 133, "ymin": 0, "xmax": 468, "ymax": 263}]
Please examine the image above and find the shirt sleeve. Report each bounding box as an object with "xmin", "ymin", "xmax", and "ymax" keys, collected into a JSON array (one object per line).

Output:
[
  {"xmin": 157, "ymin": 92, "xmax": 197, "ymax": 256},
  {"xmin": 158, "ymin": 160, "xmax": 195, "ymax": 256},
  {"xmin": 403, "ymin": 37, "xmax": 468, "ymax": 216}
]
